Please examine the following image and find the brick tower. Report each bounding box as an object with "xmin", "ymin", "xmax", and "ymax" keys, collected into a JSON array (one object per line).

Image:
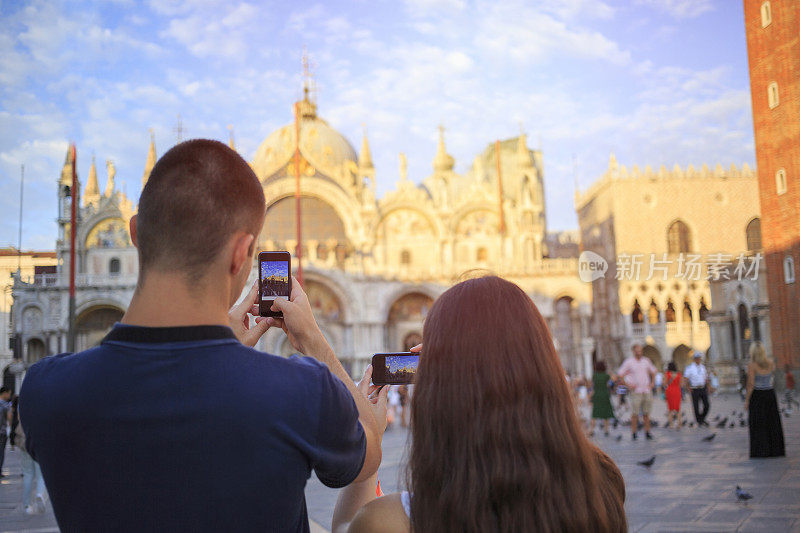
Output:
[{"xmin": 743, "ymin": 0, "xmax": 800, "ymax": 369}]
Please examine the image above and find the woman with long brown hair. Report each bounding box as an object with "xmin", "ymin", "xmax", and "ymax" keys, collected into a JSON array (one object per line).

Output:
[{"xmin": 333, "ymin": 276, "xmax": 626, "ymax": 532}]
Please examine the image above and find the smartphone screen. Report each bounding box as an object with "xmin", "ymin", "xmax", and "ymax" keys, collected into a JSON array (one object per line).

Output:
[
  {"xmin": 372, "ymin": 353, "xmax": 419, "ymax": 385},
  {"xmin": 258, "ymin": 251, "xmax": 291, "ymax": 317}
]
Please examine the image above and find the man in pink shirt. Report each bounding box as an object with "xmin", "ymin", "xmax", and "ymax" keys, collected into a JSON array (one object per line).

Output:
[{"xmin": 617, "ymin": 344, "xmax": 657, "ymax": 440}]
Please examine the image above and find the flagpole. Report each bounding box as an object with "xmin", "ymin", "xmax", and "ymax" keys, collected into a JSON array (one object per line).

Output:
[
  {"xmin": 17, "ymin": 165, "xmax": 24, "ymax": 275},
  {"xmin": 293, "ymin": 102, "xmax": 303, "ymax": 286},
  {"xmin": 67, "ymin": 144, "xmax": 77, "ymax": 352}
]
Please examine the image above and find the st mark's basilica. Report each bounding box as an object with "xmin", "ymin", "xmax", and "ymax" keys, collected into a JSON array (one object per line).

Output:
[{"xmin": 9, "ymin": 91, "xmax": 593, "ymax": 379}]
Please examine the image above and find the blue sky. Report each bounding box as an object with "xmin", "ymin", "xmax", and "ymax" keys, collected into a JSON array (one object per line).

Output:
[{"xmin": 0, "ymin": 0, "xmax": 755, "ymax": 250}]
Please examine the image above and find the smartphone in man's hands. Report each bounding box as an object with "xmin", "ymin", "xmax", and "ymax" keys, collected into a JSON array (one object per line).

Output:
[{"xmin": 258, "ymin": 251, "xmax": 291, "ymax": 318}]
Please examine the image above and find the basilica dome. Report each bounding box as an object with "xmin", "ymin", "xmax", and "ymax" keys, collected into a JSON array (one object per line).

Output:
[{"xmin": 251, "ymin": 97, "xmax": 358, "ymax": 182}]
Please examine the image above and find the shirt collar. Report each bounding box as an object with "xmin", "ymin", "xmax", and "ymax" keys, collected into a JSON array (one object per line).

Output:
[{"xmin": 103, "ymin": 323, "xmax": 237, "ymax": 344}]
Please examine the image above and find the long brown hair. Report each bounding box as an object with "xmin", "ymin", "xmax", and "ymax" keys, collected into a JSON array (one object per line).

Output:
[{"xmin": 408, "ymin": 276, "xmax": 625, "ymax": 532}]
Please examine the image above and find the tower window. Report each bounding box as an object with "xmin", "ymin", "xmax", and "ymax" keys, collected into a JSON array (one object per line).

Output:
[
  {"xmin": 768, "ymin": 82, "xmax": 779, "ymax": 108},
  {"xmin": 776, "ymin": 168, "xmax": 787, "ymax": 195},
  {"xmin": 477, "ymin": 247, "xmax": 488, "ymax": 262},
  {"xmin": 109, "ymin": 258, "xmax": 121, "ymax": 275},
  {"xmin": 761, "ymin": 1, "xmax": 772, "ymax": 27},
  {"xmin": 400, "ymin": 250, "xmax": 411, "ymax": 265},
  {"xmin": 785, "ymin": 256, "xmax": 796, "ymax": 284}
]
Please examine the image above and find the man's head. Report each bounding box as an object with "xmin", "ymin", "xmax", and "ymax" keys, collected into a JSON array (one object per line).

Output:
[
  {"xmin": 693, "ymin": 351, "xmax": 703, "ymax": 364},
  {"xmin": 0, "ymin": 387, "xmax": 10, "ymax": 401},
  {"xmin": 632, "ymin": 344, "xmax": 643, "ymax": 359},
  {"xmin": 133, "ymin": 140, "xmax": 265, "ymax": 299}
]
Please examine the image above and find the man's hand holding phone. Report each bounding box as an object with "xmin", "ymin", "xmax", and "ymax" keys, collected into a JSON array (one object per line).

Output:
[
  {"xmin": 228, "ymin": 280, "xmax": 271, "ymax": 348},
  {"xmin": 266, "ymin": 277, "xmax": 332, "ymax": 359}
]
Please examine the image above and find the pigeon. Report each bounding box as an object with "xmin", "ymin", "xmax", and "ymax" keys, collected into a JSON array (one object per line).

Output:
[
  {"xmin": 689, "ymin": 422, "xmax": 695, "ymax": 428},
  {"xmin": 729, "ymin": 422, "xmax": 735, "ymax": 428},
  {"xmin": 612, "ymin": 419, "xmax": 619, "ymax": 429},
  {"xmin": 713, "ymin": 415, "xmax": 721, "ymax": 422},
  {"xmin": 785, "ymin": 412, "xmax": 791, "ymax": 418},
  {"xmin": 637, "ymin": 456, "xmax": 656, "ymax": 468},
  {"xmin": 615, "ymin": 435, "xmax": 623, "ymax": 442},
  {"xmin": 716, "ymin": 417, "xmax": 729, "ymax": 428},
  {"xmin": 681, "ymin": 420, "xmax": 687, "ymax": 427},
  {"xmin": 736, "ymin": 486, "xmax": 753, "ymax": 502},
  {"xmin": 740, "ymin": 419, "xmax": 747, "ymax": 427},
  {"xmin": 702, "ymin": 433, "xmax": 716, "ymax": 442},
  {"xmin": 651, "ymin": 420, "xmax": 659, "ymax": 428}
]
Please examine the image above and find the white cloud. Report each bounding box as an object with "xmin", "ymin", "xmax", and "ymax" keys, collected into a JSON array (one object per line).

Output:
[{"xmin": 636, "ymin": 0, "xmax": 715, "ymax": 19}]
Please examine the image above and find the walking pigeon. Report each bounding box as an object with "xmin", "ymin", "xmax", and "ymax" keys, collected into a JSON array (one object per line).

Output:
[
  {"xmin": 702, "ymin": 433, "xmax": 716, "ymax": 442},
  {"xmin": 736, "ymin": 486, "xmax": 753, "ymax": 502},
  {"xmin": 637, "ymin": 456, "xmax": 656, "ymax": 468}
]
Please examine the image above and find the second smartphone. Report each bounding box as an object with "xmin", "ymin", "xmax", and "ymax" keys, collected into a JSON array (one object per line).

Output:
[
  {"xmin": 258, "ymin": 251, "xmax": 291, "ymax": 317},
  {"xmin": 371, "ymin": 352, "xmax": 419, "ymax": 385}
]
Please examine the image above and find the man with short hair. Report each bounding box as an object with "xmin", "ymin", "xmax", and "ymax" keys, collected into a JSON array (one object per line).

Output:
[
  {"xmin": 0, "ymin": 387, "xmax": 11, "ymax": 477},
  {"xmin": 617, "ymin": 344, "xmax": 657, "ymax": 440},
  {"xmin": 19, "ymin": 139, "xmax": 386, "ymax": 532},
  {"xmin": 683, "ymin": 352, "xmax": 710, "ymax": 427}
]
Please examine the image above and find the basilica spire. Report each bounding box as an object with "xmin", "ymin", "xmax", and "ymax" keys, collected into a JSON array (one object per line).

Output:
[
  {"xmin": 228, "ymin": 125, "xmax": 236, "ymax": 151},
  {"xmin": 104, "ymin": 159, "xmax": 116, "ymax": 197},
  {"xmin": 84, "ymin": 155, "xmax": 100, "ymax": 206},
  {"xmin": 433, "ymin": 125, "xmax": 454, "ymax": 172},
  {"xmin": 60, "ymin": 145, "xmax": 74, "ymax": 186},
  {"xmin": 358, "ymin": 127, "xmax": 373, "ymax": 170},
  {"xmin": 142, "ymin": 130, "xmax": 157, "ymax": 188}
]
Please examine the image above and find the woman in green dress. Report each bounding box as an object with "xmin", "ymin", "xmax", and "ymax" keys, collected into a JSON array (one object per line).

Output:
[{"xmin": 589, "ymin": 360, "xmax": 615, "ymax": 437}]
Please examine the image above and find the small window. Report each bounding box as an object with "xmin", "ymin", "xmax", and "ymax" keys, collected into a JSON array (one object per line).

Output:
[
  {"xmin": 667, "ymin": 220, "xmax": 691, "ymax": 254},
  {"xmin": 785, "ymin": 256, "xmax": 796, "ymax": 284},
  {"xmin": 768, "ymin": 82, "xmax": 779, "ymax": 108},
  {"xmin": 477, "ymin": 247, "xmax": 488, "ymax": 262},
  {"xmin": 400, "ymin": 250, "xmax": 411, "ymax": 265},
  {"xmin": 761, "ymin": 1, "xmax": 772, "ymax": 27},
  {"xmin": 109, "ymin": 257, "xmax": 121, "ymax": 275},
  {"xmin": 776, "ymin": 168, "xmax": 787, "ymax": 195}
]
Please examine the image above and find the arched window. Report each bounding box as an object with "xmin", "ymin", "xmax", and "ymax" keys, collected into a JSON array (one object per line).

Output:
[
  {"xmin": 665, "ymin": 300, "xmax": 676, "ymax": 322},
  {"xmin": 109, "ymin": 258, "xmax": 121, "ymax": 275},
  {"xmin": 648, "ymin": 299, "xmax": 660, "ymax": 325},
  {"xmin": 768, "ymin": 82, "xmax": 779, "ymax": 109},
  {"xmin": 746, "ymin": 218, "xmax": 762, "ymax": 251},
  {"xmin": 476, "ymin": 247, "xmax": 488, "ymax": 262},
  {"xmin": 785, "ymin": 256, "xmax": 796, "ymax": 284},
  {"xmin": 631, "ymin": 299, "xmax": 643, "ymax": 324},
  {"xmin": 776, "ymin": 168, "xmax": 787, "ymax": 195},
  {"xmin": 699, "ymin": 298, "xmax": 709, "ymax": 322},
  {"xmin": 682, "ymin": 300, "xmax": 693, "ymax": 322},
  {"xmin": 761, "ymin": 1, "xmax": 772, "ymax": 27},
  {"xmin": 667, "ymin": 220, "xmax": 691, "ymax": 254},
  {"xmin": 400, "ymin": 250, "xmax": 411, "ymax": 265}
]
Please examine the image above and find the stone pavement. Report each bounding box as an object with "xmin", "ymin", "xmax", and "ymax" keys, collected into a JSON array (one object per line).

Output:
[{"xmin": 1, "ymin": 394, "xmax": 798, "ymax": 532}]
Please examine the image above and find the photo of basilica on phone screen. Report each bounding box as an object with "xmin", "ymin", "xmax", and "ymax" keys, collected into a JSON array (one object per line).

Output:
[{"xmin": 261, "ymin": 261, "xmax": 289, "ymax": 299}]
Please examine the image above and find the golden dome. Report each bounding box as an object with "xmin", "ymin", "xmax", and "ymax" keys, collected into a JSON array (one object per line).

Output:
[{"xmin": 252, "ymin": 103, "xmax": 357, "ymax": 182}]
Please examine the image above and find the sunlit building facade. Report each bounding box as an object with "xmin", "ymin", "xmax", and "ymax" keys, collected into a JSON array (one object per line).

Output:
[{"xmin": 11, "ymin": 94, "xmax": 593, "ymax": 379}]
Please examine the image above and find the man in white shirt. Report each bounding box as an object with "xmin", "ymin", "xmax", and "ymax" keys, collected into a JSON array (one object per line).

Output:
[
  {"xmin": 617, "ymin": 344, "xmax": 657, "ymax": 440},
  {"xmin": 683, "ymin": 352, "xmax": 710, "ymax": 427}
]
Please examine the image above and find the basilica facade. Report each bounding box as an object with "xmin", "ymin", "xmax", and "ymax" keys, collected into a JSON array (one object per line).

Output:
[{"xmin": 9, "ymin": 94, "xmax": 592, "ymax": 384}]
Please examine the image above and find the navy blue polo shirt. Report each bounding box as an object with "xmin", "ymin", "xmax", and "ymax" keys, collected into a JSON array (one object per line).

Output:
[{"xmin": 19, "ymin": 324, "xmax": 366, "ymax": 532}]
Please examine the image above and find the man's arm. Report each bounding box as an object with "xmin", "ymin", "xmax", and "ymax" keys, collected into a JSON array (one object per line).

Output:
[{"xmin": 270, "ymin": 278, "xmax": 387, "ymax": 482}]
